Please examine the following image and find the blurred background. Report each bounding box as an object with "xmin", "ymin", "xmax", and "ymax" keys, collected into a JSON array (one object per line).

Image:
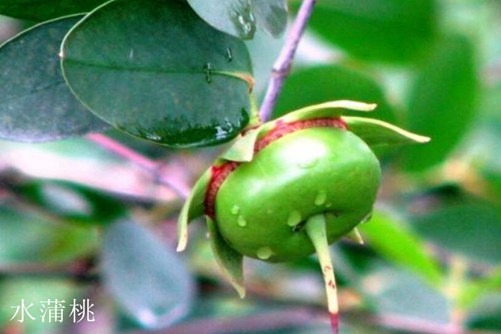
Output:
[{"xmin": 1, "ymin": 0, "xmax": 501, "ymax": 333}]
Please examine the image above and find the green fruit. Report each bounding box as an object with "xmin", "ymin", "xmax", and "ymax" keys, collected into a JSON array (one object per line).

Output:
[
  {"xmin": 177, "ymin": 100, "xmax": 429, "ymax": 301},
  {"xmin": 213, "ymin": 124, "xmax": 380, "ymax": 262}
]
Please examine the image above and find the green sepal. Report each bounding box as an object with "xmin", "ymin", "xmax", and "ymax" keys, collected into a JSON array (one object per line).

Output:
[
  {"xmin": 177, "ymin": 169, "xmax": 211, "ymax": 252},
  {"xmin": 221, "ymin": 100, "xmax": 377, "ymax": 163},
  {"xmin": 207, "ymin": 217, "xmax": 246, "ymax": 298},
  {"xmin": 344, "ymin": 116, "xmax": 430, "ymax": 148}
]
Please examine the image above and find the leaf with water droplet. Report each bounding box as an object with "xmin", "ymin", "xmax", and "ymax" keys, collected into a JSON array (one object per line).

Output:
[
  {"xmin": 315, "ymin": 190, "xmax": 327, "ymax": 206},
  {"xmin": 187, "ymin": 0, "xmax": 288, "ymax": 40},
  {"xmin": 237, "ymin": 215, "xmax": 247, "ymax": 227},
  {"xmin": 287, "ymin": 210, "xmax": 302, "ymax": 227},
  {"xmin": 102, "ymin": 220, "xmax": 194, "ymax": 329},
  {"xmin": 257, "ymin": 246, "xmax": 273, "ymax": 260},
  {"xmin": 0, "ymin": 15, "xmax": 110, "ymax": 142},
  {"xmin": 62, "ymin": 0, "xmax": 253, "ymax": 147}
]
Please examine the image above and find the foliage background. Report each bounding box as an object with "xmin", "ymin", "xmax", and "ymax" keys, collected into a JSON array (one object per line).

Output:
[{"xmin": 0, "ymin": 0, "xmax": 500, "ymax": 333}]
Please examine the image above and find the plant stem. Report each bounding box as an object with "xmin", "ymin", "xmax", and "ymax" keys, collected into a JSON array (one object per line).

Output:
[
  {"xmin": 87, "ymin": 133, "xmax": 190, "ymax": 199},
  {"xmin": 259, "ymin": 0, "xmax": 317, "ymax": 122},
  {"xmin": 305, "ymin": 214, "xmax": 339, "ymax": 334}
]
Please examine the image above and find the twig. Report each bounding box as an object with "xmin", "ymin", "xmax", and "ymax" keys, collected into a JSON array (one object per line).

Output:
[
  {"xmin": 87, "ymin": 133, "xmax": 190, "ymax": 199},
  {"xmin": 259, "ymin": 0, "xmax": 317, "ymax": 122}
]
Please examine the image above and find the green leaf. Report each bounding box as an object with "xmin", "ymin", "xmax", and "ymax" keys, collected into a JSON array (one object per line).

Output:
[
  {"xmin": 0, "ymin": 0, "xmax": 106, "ymax": 21},
  {"xmin": 402, "ymin": 34, "xmax": 479, "ymax": 172},
  {"xmin": 0, "ymin": 206, "xmax": 98, "ymax": 264},
  {"xmin": 187, "ymin": 0, "xmax": 287, "ymax": 40},
  {"xmin": 274, "ymin": 66, "xmax": 397, "ymax": 122},
  {"xmin": 102, "ymin": 220, "xmax": 194, "ymax": 329},
  {"xmin": 344, "ymin": 116, "xmax": 430, "ymax": 149},
  {"xmin": 0, "ymin": 16, "xmax": 109, "ymax": 142},
  {"xmin": 177, "ymin": 170, "xmax": 211, "ymax": 252},
  {"xmin": 406, "ymin": 185, "xmax": 501, "ymax": 265},
  {"xmin": 207, "ymin": 217, "xmax": 245, "ymax": 298},
  {"xmin": 302, "ymin": 0, "xmax": 437, "ymax": 63},
  {"xmin": 359, "ymin": 210, "xmax": 443, "ymax": 286},
  {"xmin": 61, "ymin": 0, "xmax": 253, "ymax": 148},
  {"xmin": 459, "ymin": 267, "xmax": 501, "ymax": 308}
]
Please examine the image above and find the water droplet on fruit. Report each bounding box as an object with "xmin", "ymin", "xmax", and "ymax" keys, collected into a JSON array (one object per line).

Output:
[
  {"xmin": 203, "ymin": 62, "xmax": 212, "ymax": 83},
  {"xmin": 326, "ymin": 203, "xmax": 333, "ymax": 208},
  {"xmin": 231, "ymin": 205, "xmax": 240, "ymax": 215},
  {"xmin": 287, "ymin": 210, "xmax": 302, "ymax": 227},
  {"xmin": 230, "ymin": 5, "xmax": 256, "ymax": 39},
  {"xmin": 237, "ymin": 215, "xmax": 247, "ymax": 227},
  {"xmin": 257, "ymin": 247, "xmax": 273, "ymax": 260},
  {"xmin": 297, "ymin": 157, "xmax": 319, "ymax": 169},
  {"xmin": 315, "ymin": 190, "xmax": 327, "ymax": 206}
]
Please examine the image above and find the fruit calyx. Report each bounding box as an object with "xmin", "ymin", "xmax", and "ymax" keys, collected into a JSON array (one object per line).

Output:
[{"xmin": 204, "ymin": 117, "xmax": 347, "ymax": 218}]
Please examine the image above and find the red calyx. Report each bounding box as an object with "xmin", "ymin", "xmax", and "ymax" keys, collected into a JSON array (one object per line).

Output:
[{"xmin": 204, "ymin": 117, "xmax": 348, "ymax": 218}]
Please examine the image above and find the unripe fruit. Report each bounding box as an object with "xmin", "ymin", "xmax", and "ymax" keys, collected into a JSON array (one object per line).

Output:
[
  {"xmin": 177, "ymin": 101, "xmax": 429, "ymax": 334},
  {"xmin": 210, "ymin": 119, "xmax": 380, "ymax": 262}
]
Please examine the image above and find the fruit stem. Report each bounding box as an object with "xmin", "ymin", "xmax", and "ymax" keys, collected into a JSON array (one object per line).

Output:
[{"xmin": 305, "ymin": 214, "xmax": 339, "ymax": 334}]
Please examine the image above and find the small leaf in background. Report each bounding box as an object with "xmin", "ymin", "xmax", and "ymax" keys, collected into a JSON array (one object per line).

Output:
[
  {"xmin": 0, "ymin": 206, "xmax": 98, "ymax": 264},
  {"xmin": 359, "ymin": 210, "xmax": 443, "ymax": 286},
  {"xmin": 404, "ymin": 184, "xmax": 501, "ymax": 265},
  {"xmin": 466, "ymin": 293, "xmax": 501, "ymax": 331},
  {"xmin": 402, "ymin": 34, "xmax": 479, "ymax": 172},
  {"xmin": 187, "ymin": 0, "xmax": 287, "ymax": 40},
  {"xmin": 0, "ymin": 16, "xmax": 110, "ymax": 142},
  {"xmin": 273, "ymin": 66, "xmax": 397, "ymax": 123},
  {"xmin": 0, "ymin": 0, "xmax": 106, "ymax": 21},
  {"xmin": 102, "ymin": 220, "xmax": 194, "ymax": 329},
  {"xmin": 300, "ymin": 0, "xmax": 437, "ymax": 63},
  {"xmin": 62, "ymin": 0, "xmax": 253, "ymax": 148}
]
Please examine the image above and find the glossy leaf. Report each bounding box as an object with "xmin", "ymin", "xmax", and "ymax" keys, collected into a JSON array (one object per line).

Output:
[
  {"xmin": 302, "ymin": 0, "xmax": 437, "ymax": 63},
  {"xmin": 0, "ymin": 0, "xmax": 106, "ymax": 21},
  {"xmin": 207, "ymin": 217, "xmax": 245, "ymax": 298},
  {"xmin": 359, "ymin": 210, "xmax": 443, "ymax": 286},
  {"xmin": 187, "ymin": 0, "xmax": 287, "ymax": 40},
  {"xmin": 274, "ymin": 66, "xmax": 397, "ymax": 122},
  {"xmin": 62, "ymin": 0, "xmax": 253, "ymax": 148},
  {"xmin": 402, "ymin": 35, "xmax": 479, "ymax": 171},
  {"xmin": 102, "ymin": 220, "xmax": 194, "ymax": 329},
  {"xmin": 0, "ymin": 16, "xmax": 109, "ymax": 142}
]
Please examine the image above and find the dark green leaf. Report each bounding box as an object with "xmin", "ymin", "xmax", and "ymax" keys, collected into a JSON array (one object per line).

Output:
[
  {"xmin": 273, "ymin": 66, "xmax": 397, "ymax": 122},
  {"xmin": 187, "ymin": 0, "xmax": 287, "ymax": 40},
  {"xmin": 102, "ymin": 220, "xmax": 194, "ymax": 329},
  {"xmin": 0, "ymin": 0, "xmax": 106, "ymax": 21},
  {"xmin": 406, "ymin": 185, "xmax": 501, "ymax": 265},
  {"xmin": 62, "ymin": 0, "xmax": 253, "ymax": 148},
  {"xmin": 402, "ymin": 35, "xmax": 479, "ymax": 172},
  {"xmin": 0, "ymin": 16, "xmax": 109, "ymax": 142},
  {"xmin": 302, "ymin": 0, "xmax": 437, "ymax": 63}
]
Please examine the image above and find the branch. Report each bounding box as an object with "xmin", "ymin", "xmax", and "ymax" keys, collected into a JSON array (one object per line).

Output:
[
  {"xmin": 259, "ymin": 0, "xmax": 317, "ymax": 122},
  {"xmin": 87, "ymin": 133, "xmax": 190, "ymax": 199}
]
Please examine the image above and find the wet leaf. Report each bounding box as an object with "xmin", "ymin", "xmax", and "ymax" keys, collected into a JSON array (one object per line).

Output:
[
  {"xmin": 62, "ymin": 0, "xmax": 253, "ymax": 148},
  {"xmin": 102, "ymin": 220, "xmax": 194, "ymax": 329},
  {"xmin": 0, "ymin": 0, "xmax": 106, "ymax": 21},
  {"xmin": 187, "ymin": 0, "xmax": 287, "ymax": 40},
  {"xmin": 0, "ymin": 16, "xmax": 109, "ymax": 142}
]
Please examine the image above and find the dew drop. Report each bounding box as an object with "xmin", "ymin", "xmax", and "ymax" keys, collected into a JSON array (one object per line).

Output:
[
  {"xmin": 237, "ymin": 215, "xmax": 247, "ymax": 227},
  {"xmin": 203, "ymin": 62, "xmax": 212, "ymax": 83},
  {"xmin": 297, "ymin": 157, "xmax": 319, "ymax": 169},
  {"xmin": 315, "ymin": 190, "xmax": 327, "ymax": 206},
  {"xmin": 231, "ymin": 205, "xmax": 240, "ymax": 215},
  {"xmin": 287, "ymin": 210, "xmax": 302, "ymax": 227},
  {"xmin": 231, "ymin": 6, "xmax": 256, "ymax": 38},
  {"xmin": 257, "ymin": 247, "xmax": 273, "ymax": 260},
  {"xmin": 145, "ymin": 133, "xmax": 161, "ymax": 141},
  {"xmin": 225, "ymin": 48, "xmax": 233, "ymax": 62},
  {"xmin": 326, "ymin": 203, "xmax": 333, "ymax": 208}
]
